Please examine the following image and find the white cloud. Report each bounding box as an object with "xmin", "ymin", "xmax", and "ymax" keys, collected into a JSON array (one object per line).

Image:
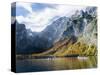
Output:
[
  {"xmin": 16, "ymin": 3, "xmax": 87, "ymax": 32},
  {"xmin": 55, "ymin": 5, "xmax": 86, "ymax": 17}
]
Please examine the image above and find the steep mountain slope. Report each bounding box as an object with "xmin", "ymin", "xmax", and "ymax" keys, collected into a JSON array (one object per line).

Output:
[{"xmin": 32, "ymin": 7, "xmax": 97, "ymax": 56}]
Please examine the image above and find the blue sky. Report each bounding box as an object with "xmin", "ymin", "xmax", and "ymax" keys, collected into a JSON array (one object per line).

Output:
[
  {"xmin": 16, "ymin": 6, "xmax": 30, "ymax": 16},
  {"xmin": 31, "ymin": 3, "xmax": 56, "ymax": 12},
  {"xmin": 14, "ymin": 3, "xmax": 56, "ymax": 16}
]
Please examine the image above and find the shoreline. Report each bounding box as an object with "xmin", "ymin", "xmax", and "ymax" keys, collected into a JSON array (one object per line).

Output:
[{"xmin": 16, "ymin": 55, "xmax": 97, "ymax": 60}]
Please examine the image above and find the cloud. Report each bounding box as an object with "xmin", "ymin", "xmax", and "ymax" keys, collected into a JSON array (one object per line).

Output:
[
  {"xmin": 16, "ymin": 3, "xmax": 87, "ymax": 32},
  {"xmin": 55, "ymin": 5, "xmax": 86, "ymax": 17},
  {"xmin": 17, "ymin": 2, "xmax": 33, "ymax": 13},
  {"xmin": 16, "ymin": 7, "xmax": 57, "ymax": 32}
]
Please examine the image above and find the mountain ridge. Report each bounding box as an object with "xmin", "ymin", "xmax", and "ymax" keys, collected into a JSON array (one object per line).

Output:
[{"xmin": 12, "ymin": 7, "xmax": 97, "ymax": 55}]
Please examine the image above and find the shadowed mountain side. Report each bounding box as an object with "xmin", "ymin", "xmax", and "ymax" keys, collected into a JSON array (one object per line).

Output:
[
  {"xmin": 13, "ymin": 21, "xmax": 53, "ymax": 54},
  {"xmin": 14, "ymin": 16, "xmax": 70, "ymax": 54}
]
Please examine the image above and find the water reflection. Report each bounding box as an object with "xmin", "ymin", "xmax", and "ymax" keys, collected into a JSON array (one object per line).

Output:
[{"xmin": 16, "ymin": 56, "xmax": 97, "ymax": 72}]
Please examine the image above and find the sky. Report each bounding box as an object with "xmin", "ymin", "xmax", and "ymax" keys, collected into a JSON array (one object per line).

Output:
[{"xmin": 12, "ymin": 2, "xmax": 87, "ymax": 32}]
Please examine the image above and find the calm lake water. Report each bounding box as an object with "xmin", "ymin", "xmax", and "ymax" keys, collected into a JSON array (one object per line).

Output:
[{"xmin": 16, "ymin": 56, "xmax": 97, "ymax": 72}]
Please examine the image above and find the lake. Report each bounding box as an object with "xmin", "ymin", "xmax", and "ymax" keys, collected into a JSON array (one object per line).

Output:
[{"xmin": 16, "ymin": 56, "xmax": 97, "ymax": 72}]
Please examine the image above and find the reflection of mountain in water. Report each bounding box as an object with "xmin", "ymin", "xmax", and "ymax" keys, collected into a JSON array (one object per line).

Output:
[
  {"xmin": 12, "ymin": 7, "xmax": 97, "ymax": 55},
  {"xmin": 16, "ymin": 56, "xmax": 97, "ymax": 72}
]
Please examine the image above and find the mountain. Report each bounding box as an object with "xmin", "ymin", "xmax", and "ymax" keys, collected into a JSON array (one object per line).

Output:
[
  {"xmin": 32, "ymin": 7, "xmax": 97, "ymax": 56},
  {"xmin": 13, "ymin": 7, "xmax": 97, "ymax": 55},
  {"xmin": 13, "ymin": 17, "xmax": 69, "ymax": 54}
]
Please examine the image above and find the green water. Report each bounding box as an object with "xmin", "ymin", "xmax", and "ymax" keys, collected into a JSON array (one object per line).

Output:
[{"xmin": 16, "ymin": 56, "xmax": 97, "ymax": 72}]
